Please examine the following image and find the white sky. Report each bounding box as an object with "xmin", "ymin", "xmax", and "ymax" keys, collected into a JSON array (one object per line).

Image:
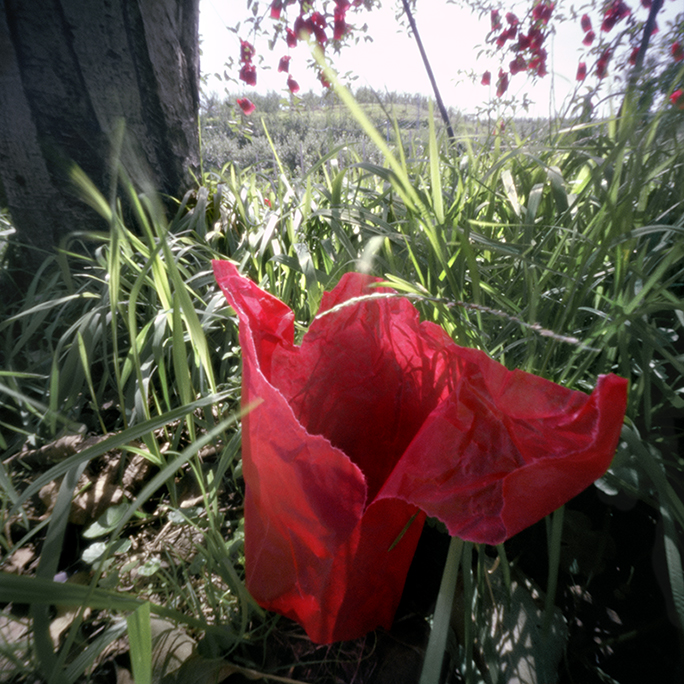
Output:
[{"xmin": 199, "ymin": 0, "xmax": 681, "ymax": 117}]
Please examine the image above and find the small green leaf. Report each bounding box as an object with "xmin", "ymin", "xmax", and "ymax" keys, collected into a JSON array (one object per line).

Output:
[
  {"xmin": 82, "ymin": 542, "xmax": 109, "ymax": 564},
  {"xmin": 82, "ymin": 504, "xmax": 130, "ymax": 538},
  {"xmin": 82, "ymin": 539, "xmax": 131, "ymax": 564},
  {"xmin": 137, "ymin": 558, "xmax": 163, "ymax": 577}
]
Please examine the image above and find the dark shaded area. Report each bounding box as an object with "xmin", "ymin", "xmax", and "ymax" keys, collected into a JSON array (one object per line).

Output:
[
  {"xmin": 0, "ymin": 0, "xmax": 200, "ymax": 290},
  {"xmin": 508, "ymin": 486, "xmax": 684, "ymax": 684}
]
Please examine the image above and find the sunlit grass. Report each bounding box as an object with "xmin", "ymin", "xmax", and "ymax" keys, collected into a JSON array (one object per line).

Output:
[{"xmin": 0, "ymin": 80, "xmax": 683, "ymax": 682}]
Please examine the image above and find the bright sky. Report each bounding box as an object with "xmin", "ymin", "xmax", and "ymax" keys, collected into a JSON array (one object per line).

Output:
[{"xmin": 199, "ymin": 1, "xmax": 680, "ymax": 118}]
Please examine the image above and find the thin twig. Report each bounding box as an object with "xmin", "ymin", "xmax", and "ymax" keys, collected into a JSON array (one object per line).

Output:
[
  {"xmin": 315, "ymin": 290, "xmax": 600, "ymax": 351},
  {"xmin": 400, "ymin": 0, "xmax": 456, "ymax": 142}
]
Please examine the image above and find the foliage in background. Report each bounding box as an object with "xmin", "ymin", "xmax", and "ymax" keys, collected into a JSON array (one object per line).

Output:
[
  {"xmin": 200, "ymin": 86, "xmax": 556, "ymax": 176},
  {"xmin": 221, "ymin": 0, "xmax": 683, "ymax": 126}
]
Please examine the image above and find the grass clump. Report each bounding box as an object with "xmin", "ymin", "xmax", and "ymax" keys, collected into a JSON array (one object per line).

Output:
[{"xmin": 0, "ymin": 80, "xmax": 683, "ymax": 683}]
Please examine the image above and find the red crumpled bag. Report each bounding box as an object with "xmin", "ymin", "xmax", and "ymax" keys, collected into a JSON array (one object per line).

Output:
[{"xmin": 212, "ymin": 260, "xmax": 628, "ymax": 644}]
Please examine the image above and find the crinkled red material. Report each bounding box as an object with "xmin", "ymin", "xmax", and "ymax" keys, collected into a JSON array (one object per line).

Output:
[{"xmin": 212, "ymin": 260, "xmax": 628, "ymax": 644}]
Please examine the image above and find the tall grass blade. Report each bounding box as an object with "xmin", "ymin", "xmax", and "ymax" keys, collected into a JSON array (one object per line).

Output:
[
  {"xmin": 63, "ymin": 619, "xmax": 128, "ymax": 683},
  {"xmin": 661, "ymin": 504, "xmax": 684, "ymax": 633},
  {"xmin": 0, "ymin": 573, "xmax": 220, "ymax": 634},
  {"xmin": 171, "ymin": 297, "xmax": 195, "ymax": 440},
  {"xmin": 31, "ymin": 462, "xmax": 87, "ymax": 684},
  {"xmin": 543, "ymin": 506, "xmax": 564, "ymax": 636},
  {"xmin": 312, "ymin": 47, "xmax": 424, "ymax": 215},
  {"xmin": 76, "ymin": 331, "xmax": 107, "ymax": 433},
  {"xmin": 419, "ymin": 536, "xmax": 463, "ymax": 684},
  {"xmin": 127, "ymin": 602, "xmax": 153, "ymax": 684},
  {"xmin": 428, "ymin": 102, "xmax": 444, "ymax": 225}
]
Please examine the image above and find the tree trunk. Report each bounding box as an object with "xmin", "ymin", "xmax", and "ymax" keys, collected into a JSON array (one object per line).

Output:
[{"xmin": 0, "ymin": 0, "xmax": 200, "ymax": 284}]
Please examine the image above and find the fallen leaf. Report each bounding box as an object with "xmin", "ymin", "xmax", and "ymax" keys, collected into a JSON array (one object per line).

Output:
[
  {"xmin": 70, "ymin": 476, "xmax": 123, "ymax": 525},
  {"xmin": 49, "ymin": 572, "xmax": 91, "ymax": 646},
  {"xmin": 169, "ymin": 654, "xmax": 309, "ymax": 684},
  {"xmin": 122, "ymin": 454, "xmax": 155, "ymax": 495},
  {"xmin": 0, "ymin": 612, "xmax": 31, "ymax": 675},
  {"xmin": 116, "ymin": 662, "xmax": 136, "ymax": 684},
  {"xmin": 2, "ymin": 546, "xmax": 35, "ymax": 574},
  {"xmin": 39, "ymin": 465, "xmax": 124, "ymax": 525},
  {"xmin": 149, "ymin": 618, "xmax": 196, "ymax": 681},
  {"xmin": 26, "ymin": 432, "xmax": 85, "ymax": 463}
]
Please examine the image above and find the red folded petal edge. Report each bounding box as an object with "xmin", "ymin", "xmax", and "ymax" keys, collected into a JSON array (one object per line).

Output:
[
  {"xmin": 377, "ymin": 351, "xmax": 628, "ymax": 544},
  {"xmin": 212, "ymin": 260, "xmax": 628, "ymax": 643}
]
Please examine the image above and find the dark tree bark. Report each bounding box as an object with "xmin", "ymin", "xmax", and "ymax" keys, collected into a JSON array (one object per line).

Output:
[{"xmin": 0, "ymin": 0, "xmax": 200, "ymax": 283}]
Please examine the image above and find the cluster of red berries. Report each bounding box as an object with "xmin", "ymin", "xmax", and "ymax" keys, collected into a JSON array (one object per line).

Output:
[
  {"xmin": 234, "ymin": 1, "xmax": 683, "ymax": 115},
  {"xmin": 578, "ymin": 0, "xmax": 681, "ymax": 89},
  {"xmin": 601, "ymin": 0, "xmax": 631, "ymax": 32},
  {"xmin": 481, "ymin": 0, "xmax": 682, "ymax": 109},
  {"xmin": 237, "ymin": 38, "xmax": 258, "ymax": 114},
  {"xmin": 482, "ymin": 2, "xmax": 555, "ymax": 97},
  {"xmin": 271, "ymin": 0, "xmax": 354, "ymax": 41},
  {"xmin": 238, "ymin": 0, "xmax": 360, "ymax": 114},
  {"xmin": 577, "ymin": 12, "xmax": 612, "ymax": 81}
]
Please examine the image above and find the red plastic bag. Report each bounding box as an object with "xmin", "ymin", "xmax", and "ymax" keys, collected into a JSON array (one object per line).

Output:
[{"xmin": 213, "ymin": 260, "xmax": 628, "ymax": 643}]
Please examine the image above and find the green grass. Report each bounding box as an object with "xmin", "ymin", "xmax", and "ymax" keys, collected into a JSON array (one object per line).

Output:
[
  {"xmin": 1, "ymin": 78, "xmax": 683, "ymax": 683},
  {"xmin": 199, "ymin": 86, "xmax": 551, "ymax": 178}
]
